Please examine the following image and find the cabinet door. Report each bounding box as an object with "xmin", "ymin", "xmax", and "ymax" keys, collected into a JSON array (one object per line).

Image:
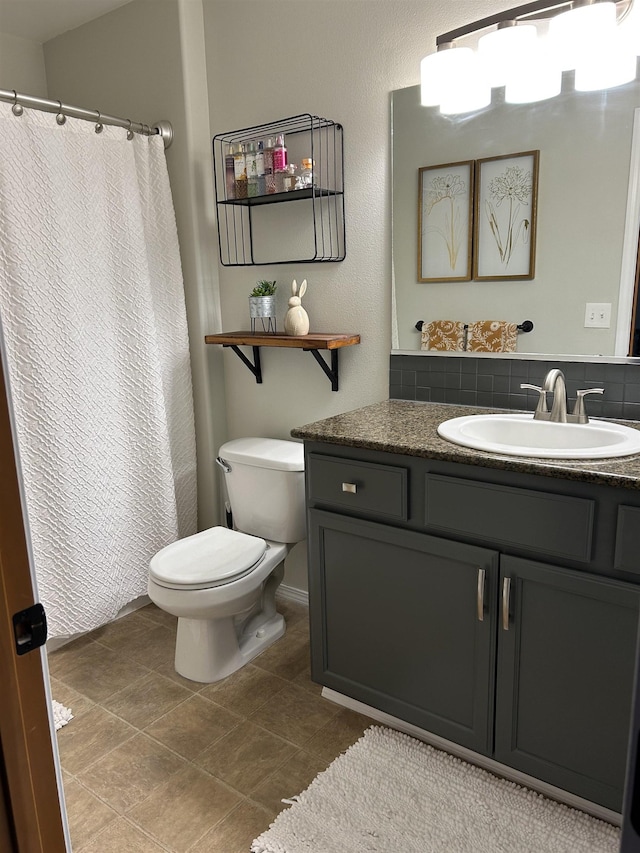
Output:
[
  {"xmin": 495, "ymin": 555, "xmax": 640, "ymax": 811},
  {"xmin": 308, "ymin": 509, "xmax": 499, "ymax": 754}
]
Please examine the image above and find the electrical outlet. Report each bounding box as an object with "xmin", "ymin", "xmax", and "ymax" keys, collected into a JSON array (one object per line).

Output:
[{"xmin": 584, "ymin": 303, "xmax": 611, "ymax": 328}]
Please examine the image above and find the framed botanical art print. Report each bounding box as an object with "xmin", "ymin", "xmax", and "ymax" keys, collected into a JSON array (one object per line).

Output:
[
  {"xmin": 473, "ymin": 150, "xmax": 539, "ymax": 280},
  {"xmin": 417, "ymin": 160, "xmax": 474, "ymax": 282}
]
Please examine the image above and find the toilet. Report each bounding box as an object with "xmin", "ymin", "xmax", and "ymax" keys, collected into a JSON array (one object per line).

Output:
[{"xmin": 148, "ymin": 438, "xmax": 306, "ymax": 683}]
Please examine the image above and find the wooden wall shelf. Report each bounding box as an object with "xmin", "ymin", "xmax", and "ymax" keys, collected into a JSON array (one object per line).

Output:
[{"xmin": 204, "ymin": 332, "xmax": 360, "ymax": 391}]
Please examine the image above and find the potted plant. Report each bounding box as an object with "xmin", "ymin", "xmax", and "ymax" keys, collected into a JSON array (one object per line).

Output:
[{"xmin": 249, "ymin": 280, "xmax": 277, "ymax": 334}]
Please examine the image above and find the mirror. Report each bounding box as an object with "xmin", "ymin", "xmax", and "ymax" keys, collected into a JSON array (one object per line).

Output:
[{"xmin": 392, "ymin": 81, "xmax": 640, "ymax": 357}]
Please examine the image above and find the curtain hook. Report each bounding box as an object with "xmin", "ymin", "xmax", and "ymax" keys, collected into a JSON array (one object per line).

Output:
[
  {"xmin": 94, "ymin": 110, "xmax": 103, "ymax": 134},
  {"xmin": 11, "ymin": 91, "xmax": 23, "ymax": 117},
  {"xmin": 126, "ymin": 119, "xmax": 134, "ymax": 141},
  {"xmin": 55, "ymin": 100, "xmax": 66, "ymax": 126}
]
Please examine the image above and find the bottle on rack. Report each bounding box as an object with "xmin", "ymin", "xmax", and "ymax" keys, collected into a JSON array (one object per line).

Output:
[
  {"xmin": 273, "ymin": 133, "xmax": 288, "ymax": 172},
  {"xmin": 246, "ymin": 141, "xmax": 259, "ymax": 197},
  {"xmin": 299, "ymin": 158, "xmax": 316, "ymax": 189},
  {"xmin": 224, "ymin": 144, "xmax": 235, "ymax": 199},
  {"xmin": 282, "ymin": 164, "xmax": 298, "ymax": 192},
  {"xmin": 263, "ymin": 137, "xmax": 276, "ymax": 194},
  {"xmin": 256, "ymin": 141, "xmax": 266, "ymax": 195},
  {"xmin": 233, "ymin": 143, "xmax": 247, "ymax": 199}
]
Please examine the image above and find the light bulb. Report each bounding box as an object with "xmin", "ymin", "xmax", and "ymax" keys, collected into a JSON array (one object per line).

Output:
[
  {"xmin": 437, "ymin": 50, "xmax": 491, "ymax": 114},
  {"xmin": 549, "ymin": 1, "xmax": 617, "ymax": 71},
  {"xmin": 505, "ymin": 35, "xmax": 563, "ymax": 103},
  {"xmin": 421, "ymin": 46, "xmax": 472, "ymax": 106},
  {"xmin": 478, "ymin": 24, "xmax": 537, "ymax": 88},
  {"xmin": 574, "ymin": 29, "xmax": 637, "ymax": 90}
]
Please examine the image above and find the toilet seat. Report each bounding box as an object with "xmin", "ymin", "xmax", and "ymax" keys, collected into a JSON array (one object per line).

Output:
[{"xmin": 149, "ymin": 526, "xmax": 267, "ymax": 591}]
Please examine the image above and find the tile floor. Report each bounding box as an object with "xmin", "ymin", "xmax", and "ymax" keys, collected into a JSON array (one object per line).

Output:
[{"xmin": 49, "ymin": 598, "xmax": 372, "ymax": 852}]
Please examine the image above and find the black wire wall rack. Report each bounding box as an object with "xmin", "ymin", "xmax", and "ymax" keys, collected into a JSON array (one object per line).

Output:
[{"xmin": 212, "ymin": 114, "xmax": 345, "ymax": 266}]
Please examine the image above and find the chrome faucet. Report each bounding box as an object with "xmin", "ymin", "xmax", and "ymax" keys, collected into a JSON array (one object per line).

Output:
[
  {"xmin": 543, "ymin": 368, "xmax": 568, "ymax": 423},
  {"xmin": 521, "ymin": 368, "xmax": 604, "ymax": 424}
]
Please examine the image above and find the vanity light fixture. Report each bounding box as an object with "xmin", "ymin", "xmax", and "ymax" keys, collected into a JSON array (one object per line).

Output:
[{"xmin": 420, "ymin": 0, "xmax": 639, "ymax": 114}]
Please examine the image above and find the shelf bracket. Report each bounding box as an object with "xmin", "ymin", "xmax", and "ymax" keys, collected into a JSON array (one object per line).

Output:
[
  {"xmin": 305, "ymin": 348, "xmax": 340, "ymax": 391},
  {"xmin": 225, "ymin": 344, "xmax": 262, "ymax": 384}
]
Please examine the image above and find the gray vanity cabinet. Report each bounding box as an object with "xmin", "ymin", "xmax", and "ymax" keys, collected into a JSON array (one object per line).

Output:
[
  {"xmin": 304, "ymin": 442, "xmax": 640, "ymax": 812},
  {"xmin": 308, "ymin": 509, "xmax": 499, "ymax": 754},
  {"xmin": 495, "ymin": 556, "xmax": 639, "ymax": 811}
]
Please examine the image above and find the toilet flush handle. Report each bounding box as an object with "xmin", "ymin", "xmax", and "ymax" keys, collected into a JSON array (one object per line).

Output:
[{"xmin": 215, "ymin": 456, "xmax": 232, "ymax": 474}]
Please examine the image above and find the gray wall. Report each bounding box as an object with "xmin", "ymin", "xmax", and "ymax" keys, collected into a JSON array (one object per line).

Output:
[
  {"xmin": 201, "ymin": 0, "xmax": 517, "ymax": 444},
  {"xmin": 0, "ymin": 32, "xmax": 47, "ymax": 95}
]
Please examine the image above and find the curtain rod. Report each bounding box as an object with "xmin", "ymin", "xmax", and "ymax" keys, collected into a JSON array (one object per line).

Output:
[{"xmin": 0, "ymin": 89, "xmax": 173, "ymax": 149}]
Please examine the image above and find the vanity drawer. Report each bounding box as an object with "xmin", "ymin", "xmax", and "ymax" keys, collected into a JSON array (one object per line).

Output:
[
  {"xmin": 615, "ymin": 506, "xmax": 640, "ymax": 575},
  {"xmin": 307, "ymin": 453, "xmax": 408, "ymax": 520},
  {"xmin": 425, "ymin": 473, "xmax": 594, "ymax": 562}
]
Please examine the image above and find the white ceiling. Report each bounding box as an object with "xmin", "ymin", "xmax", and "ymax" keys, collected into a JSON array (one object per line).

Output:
[{"xmin": 0, "ymin": 0, "xmax": 133, "ymax": 43}]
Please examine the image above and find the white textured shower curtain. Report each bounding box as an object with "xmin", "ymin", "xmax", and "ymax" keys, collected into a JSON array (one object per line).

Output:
[{"xmin": 0, "ymin": 102, "xmax": 197, "ymax": 637}]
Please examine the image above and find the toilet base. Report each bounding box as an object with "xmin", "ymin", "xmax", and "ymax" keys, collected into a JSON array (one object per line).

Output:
[{"xmin": 175, "ymin": 611, "xmax": 285, "ymax": 683}]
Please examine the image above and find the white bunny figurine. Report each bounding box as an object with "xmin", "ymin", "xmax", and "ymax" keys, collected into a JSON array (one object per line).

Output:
[{"xmin": 284, "ymin": 279, "xmax": 310, "ymax": 336}]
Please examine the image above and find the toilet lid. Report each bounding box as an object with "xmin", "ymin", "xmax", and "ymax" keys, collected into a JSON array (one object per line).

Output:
[{"xmin": 149, "ymin": 526, "xmax": 267, "ymax": 590}]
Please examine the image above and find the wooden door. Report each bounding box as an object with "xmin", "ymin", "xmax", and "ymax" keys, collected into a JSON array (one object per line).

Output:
[{"xmin": 0, "ymin": 352, "xmax": 67, "ymax": 851}]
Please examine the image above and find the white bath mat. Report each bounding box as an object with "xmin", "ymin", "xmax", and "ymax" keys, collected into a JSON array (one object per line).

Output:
[
  {"xmin": 52, "ymin": 700, "xmax": 73, "ymax": 731},
  {"xmin": 251, "ymin": 726, "xmax": 620, "ymax": 853}
]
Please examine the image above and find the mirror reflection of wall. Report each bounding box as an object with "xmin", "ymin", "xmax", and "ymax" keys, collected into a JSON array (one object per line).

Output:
[{"xmin": 392, "ymin": 80, "xmax": 640, "ymax": 357}]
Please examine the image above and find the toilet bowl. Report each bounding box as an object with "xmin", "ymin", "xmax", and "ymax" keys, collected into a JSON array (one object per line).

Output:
[{"xmin": 148, "ymin": 438, "xmax": 305, "ymax": 683}]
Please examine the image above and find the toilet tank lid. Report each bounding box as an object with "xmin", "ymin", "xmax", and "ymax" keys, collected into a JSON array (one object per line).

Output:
[{"xmin": 218, "ymin": 438, "xmax": 304, "ymax": 472}]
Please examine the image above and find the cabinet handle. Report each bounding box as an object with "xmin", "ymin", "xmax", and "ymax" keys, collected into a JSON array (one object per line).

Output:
[
  {"xmin": 502, "ymin": 577, "xmax": 511, "ymax": 631},
  {"xmin": 342, "ymin": 482, "xmax": 357, "ymax": 493},
  {"xmin": 477, "ymin": 569, "xmax": 485, "ymax": 622}
]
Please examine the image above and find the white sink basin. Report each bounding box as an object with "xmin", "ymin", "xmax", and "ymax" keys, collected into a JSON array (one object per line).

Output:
[{"xmin": 437, "ymin": 413, "xmax": 640, "ymax": 459}]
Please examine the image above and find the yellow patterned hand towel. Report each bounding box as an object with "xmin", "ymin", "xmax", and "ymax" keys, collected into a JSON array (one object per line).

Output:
[
  {"xmin": 420, "ymin": 321, "xmax": 466, "ymax": 351},
  {"xmin": 467, "ymin": 320, "xmax": 518, "ymax": 352}
]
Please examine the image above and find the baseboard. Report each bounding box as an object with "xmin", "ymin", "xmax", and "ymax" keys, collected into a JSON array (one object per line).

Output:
[
  {"xmin": 276, "ymin": 584, "xmax": 309, "ymax": 607},
  {"xmin": 321, "ymin": 687, "xmax": 621, "ymax": 827}
]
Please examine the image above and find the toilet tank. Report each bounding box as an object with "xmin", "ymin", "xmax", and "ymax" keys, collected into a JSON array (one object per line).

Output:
[{"xmin": 218, "ymin": 438, "xmax": 306, "ymax": 543}]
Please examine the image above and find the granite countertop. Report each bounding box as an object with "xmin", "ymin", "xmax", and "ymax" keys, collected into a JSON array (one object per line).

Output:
[{"xmin": 290, "ymin": 400, "xmax": 640, "ymax": 490}]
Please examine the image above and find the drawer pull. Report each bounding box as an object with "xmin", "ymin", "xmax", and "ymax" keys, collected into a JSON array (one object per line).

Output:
[
  {"xmin": 342, "ymin": 482, "xmax": 357, "ymax": 494},
  {"xmin": 502, "ymin": 577, "xmax": 511, "ymax": 631},
  {"xmin": 477, "ymin": 569, "xmax": 485, "ymax": 622}
]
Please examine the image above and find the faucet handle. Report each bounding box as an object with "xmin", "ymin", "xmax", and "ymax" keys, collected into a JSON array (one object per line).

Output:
[
  {"xmin": 520, "ymin": 383, "xmax": 548, "ymax": 415},
  {"xmin": 572, "ymin": 388, "xmax": 604, "ymax": 423}
]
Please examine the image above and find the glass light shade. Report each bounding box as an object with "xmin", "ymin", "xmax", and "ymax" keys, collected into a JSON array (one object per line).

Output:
[
  {"xmin": 437, "ymin": 50, "xmax": 491, "ymax": 114},
  {"xmin": 549, "ymin": 1, "xmax": 617, "ymax": 71},
  {"xmin": 504, "ymin": 36, "xmax": 563, "ymax": 103},
  {"xmin": 574, "ymin": 30, "xmax": 637, "ymax": 90},
  {"xmin": 478, "ymin": 24, "xmax": 537, "ymax": 87},
  {"xmin": 421, "ymin": 47, "xmax": 475, "ymax": 106},
  {"xmin": 618, "ymin": 4, "xmax": 640, "ymax": 56}
]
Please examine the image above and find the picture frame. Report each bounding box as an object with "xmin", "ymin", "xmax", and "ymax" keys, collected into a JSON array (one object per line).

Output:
[
  {"xmin": 473, "ymin": 150, "xmax": 539, "ymax": 281},
  {"xmin": 417, "ymin": 160, "xmax": 474, "ymax": 282}
]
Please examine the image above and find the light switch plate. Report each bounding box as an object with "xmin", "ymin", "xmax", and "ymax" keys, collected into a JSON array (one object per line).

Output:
[{"xmin": 584, "ymin": 303, "xmax": 611, "ymax": 328}]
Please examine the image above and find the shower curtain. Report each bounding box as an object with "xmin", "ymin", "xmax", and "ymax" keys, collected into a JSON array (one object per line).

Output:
[{"xmin": 0, "ymin": 102, "xmax": 197, "ymax": 637}]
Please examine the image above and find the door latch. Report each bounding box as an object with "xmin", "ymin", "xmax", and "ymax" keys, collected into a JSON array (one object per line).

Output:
[{"xmin": 12, "ymin": 603, "xmax": 47, "ymax": 655}]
